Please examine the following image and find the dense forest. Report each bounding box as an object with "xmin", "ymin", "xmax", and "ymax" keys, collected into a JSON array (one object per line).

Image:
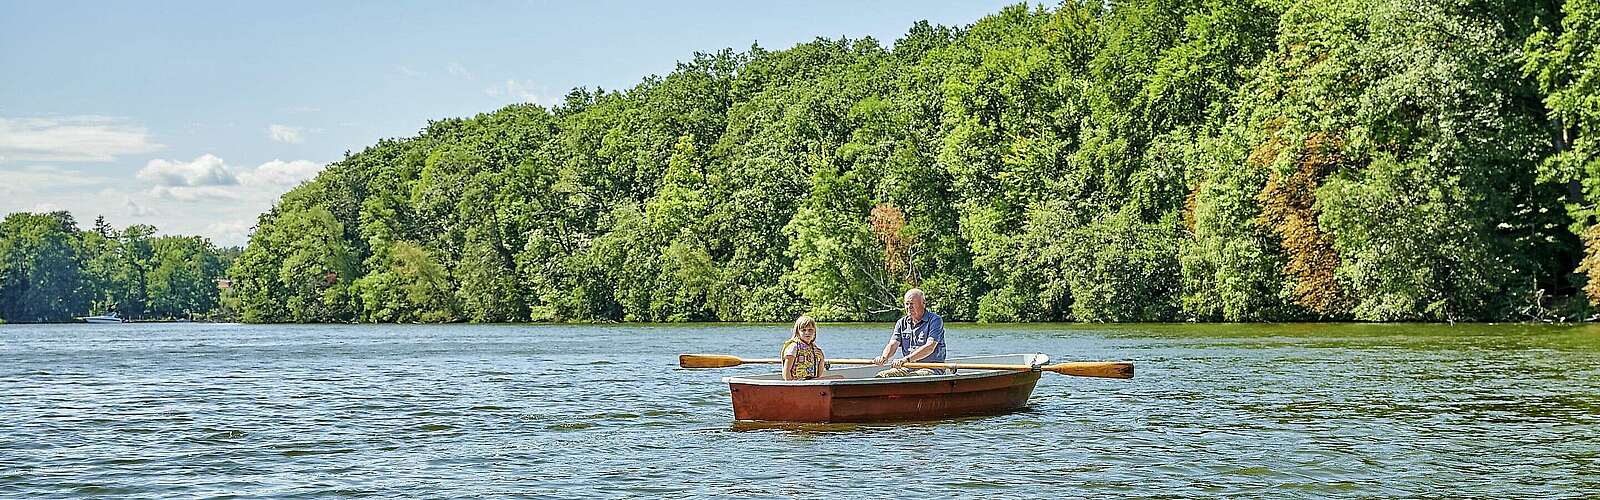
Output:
[
  {"xmin": 0, "ymin": 212, "xmax": 233, "ymax": 322},
  {"xmin": 224, "ymin": 0, "xmax": 1599, "ymax": 323}
]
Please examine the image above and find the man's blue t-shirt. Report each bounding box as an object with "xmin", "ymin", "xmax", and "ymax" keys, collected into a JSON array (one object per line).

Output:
[{"xmin": 894, "ymin": 310, "xmax": 946, "ymax": 363}]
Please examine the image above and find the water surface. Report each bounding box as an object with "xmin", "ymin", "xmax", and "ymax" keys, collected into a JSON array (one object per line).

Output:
[{"xmin": 3, "ymin": 322, "xmax": 1598, "ymax": 497}]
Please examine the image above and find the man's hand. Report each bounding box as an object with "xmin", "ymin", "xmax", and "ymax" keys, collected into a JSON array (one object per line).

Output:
[
  {"xmin": 891, "ymin": 358, "xmax": 907, "ymax": 368},
  {"xmin": 872, "ymin": 355, "xmax": 887, "ymax": 366}
]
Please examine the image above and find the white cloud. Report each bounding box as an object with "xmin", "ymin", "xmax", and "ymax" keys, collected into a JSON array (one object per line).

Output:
[
  {"xmin": 0, "ymin": 165, "xmax": 112, "ymax": 190},
  {"xmin": 396, "ymin": 65, "xmax": 423, "ymax": 77},
  {"xmin": 268, "ymin": 124, "xmax": 305, "ymax": 144},
  {"xmin": 447, "ymin": 62, "xmax": 474, "ymax": 80},
  {"xmin": 124, "ymin": 197, "xmax": 159, "ymax": 217},
  {"xmin": 237, "ymin": 159, "xmax": 324, "ymax": 187},
  {"xmin": 136, "ymin": 154, "xmax": 324, "ymax": 204},
  {"xmin": 206, "ymin": 219, "xmax": 256, "ymax": 245},
  {"xmin": 148, "ymin": 185, "xmax": 241, "ymax": 201},
  {"xmin": 0, "ymin": 186, "xmax": 125, "ymax": 229},
  {"xmin": 2, "ymin": 154, "xmax": 326, "ymax": 245},
  {"xmin": 0, "ymin": 116, "xmax": 165, "ymax": 162},
  {"xmin": 137, "ymin": 154, "xmax": 239, "ymax": 187},
  {"xmin": 485, "ymin": 79, "xmax": 559, "ymax": 106}
]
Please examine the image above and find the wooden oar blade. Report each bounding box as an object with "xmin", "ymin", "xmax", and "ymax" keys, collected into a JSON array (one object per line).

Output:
[
  {"xmin": 679, "ymin": 354, "xmax": 744, "ymax": 368},
  {"xmin": 1043, "ymin": 361, "xmax": 1134, "ymax": 379}
]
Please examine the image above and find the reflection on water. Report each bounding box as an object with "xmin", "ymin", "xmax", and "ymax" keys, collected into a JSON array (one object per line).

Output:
[
  {"xmin": 727, "ymin": 411, "xmax": 1030, "ymax": 433},
  {"xmin": 2, "ymin": 322, "xmax": 1599, "ymax": 496},
  {"xmin": 728, "ymin": 421, "xmax": 871, "ymax": 433}
]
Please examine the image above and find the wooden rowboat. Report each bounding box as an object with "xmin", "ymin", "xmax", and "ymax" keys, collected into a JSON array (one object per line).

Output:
[{"xmin": 722, "ymin": 353, "xmax": 1049, "ymax": 422}]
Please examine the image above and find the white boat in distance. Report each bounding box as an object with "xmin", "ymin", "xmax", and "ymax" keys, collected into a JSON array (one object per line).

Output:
[{"xmin": 78, "ymin": 313, "xmax": 125, "ymax": 324}]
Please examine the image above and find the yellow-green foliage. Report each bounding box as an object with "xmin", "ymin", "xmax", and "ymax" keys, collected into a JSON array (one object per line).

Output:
[{"xmin": 1257, "ymin": 134, "xmax": 1349, "ymax": 317}]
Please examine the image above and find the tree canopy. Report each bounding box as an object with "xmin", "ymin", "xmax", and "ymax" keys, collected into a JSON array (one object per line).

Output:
[
  {"xmin": 0, "ymin": 213, "xmax": 231, "ymax": 323},
  {"xmin": 225, "ymin": 0, "xmax": 1600, "ymax": 323}
]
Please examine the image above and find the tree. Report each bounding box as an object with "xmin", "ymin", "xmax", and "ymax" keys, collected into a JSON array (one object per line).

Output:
[
  {"xmin": 0, "ymin": 212, "xmax": 87, "ymax": 322},
  {"xmin": 1526, "ymin": 0, "xmax": 1600, "ymax": 307},
  {"xmin": 145, "ymin": 236, "xmax": 226, "ymax": 319}
]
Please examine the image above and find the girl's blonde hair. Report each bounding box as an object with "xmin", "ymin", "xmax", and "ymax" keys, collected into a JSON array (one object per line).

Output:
[{"xmin": 791, "ymin": 315, "xmax": 817, "ymax": 338}]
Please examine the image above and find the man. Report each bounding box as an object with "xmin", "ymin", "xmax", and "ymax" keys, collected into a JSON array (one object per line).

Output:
[{"xmin": 872, "ymin": 288, "xmax": 946, "ymax": 377}]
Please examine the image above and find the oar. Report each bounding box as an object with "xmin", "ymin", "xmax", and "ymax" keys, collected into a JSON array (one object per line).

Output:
[
  {"xmin": 678, "ymin": 354, "xmax": 1133, "ymax": 379},
  {"xmin": 678, "ymin": 354, "xmax": 875, "ymax": 368}
]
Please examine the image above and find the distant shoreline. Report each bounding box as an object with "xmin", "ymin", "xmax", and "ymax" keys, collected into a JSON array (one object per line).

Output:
[{"xmin": 10, "ymin": 319, "xmax": 1595, "ymax": 326}]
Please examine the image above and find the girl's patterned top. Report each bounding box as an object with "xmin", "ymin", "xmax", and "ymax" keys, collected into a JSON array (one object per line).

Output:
[{"xmin": 781, "ymin": 338, "xmax": 824, "ymax": 379}]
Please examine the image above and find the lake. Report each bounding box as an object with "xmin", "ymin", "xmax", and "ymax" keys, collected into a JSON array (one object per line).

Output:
[{"xmin": 2, "ymin": 322, "xmax": 1598, "ymax": 497}]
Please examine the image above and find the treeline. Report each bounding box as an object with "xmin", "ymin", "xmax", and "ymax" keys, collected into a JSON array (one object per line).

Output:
[
  {"xmin": 0, "ymin": 212, "xmax": 233, "ymax": 323},
  {"xmin": 230, "ymin": 0, "xmax": 1599, "ymax": 323}
]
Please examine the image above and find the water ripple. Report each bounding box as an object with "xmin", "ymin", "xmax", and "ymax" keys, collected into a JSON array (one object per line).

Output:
[{"xmin": 2, "ymin": 322, "xmax": 1599, "ymax": 496}]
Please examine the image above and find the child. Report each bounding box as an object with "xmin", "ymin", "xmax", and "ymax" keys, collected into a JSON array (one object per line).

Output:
[{"xmin": 782, "ymin": 315, "xmax": 837, "ymax": 380}]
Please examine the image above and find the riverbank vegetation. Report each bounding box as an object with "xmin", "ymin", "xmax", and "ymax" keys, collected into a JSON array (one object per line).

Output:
[
  {"xmin": 223, "ymin": 0, "xmax": 1598, "ymax": 323},
  {"xmin": 0, "ymin": 212, "xmax": 233, "ymax": 323}
]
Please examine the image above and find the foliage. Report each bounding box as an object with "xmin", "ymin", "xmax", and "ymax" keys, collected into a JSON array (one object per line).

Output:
[
  {"xmin": 0, "ymin": 212, "xmax": 230, "ymax": 322},
  {"xmin": 224, "ymin": 0, "xmax": 1597, "ymax": 323},
  {"xmin": 1527, "ymin": 0, "xmax": 1600, "ymax": 307}
]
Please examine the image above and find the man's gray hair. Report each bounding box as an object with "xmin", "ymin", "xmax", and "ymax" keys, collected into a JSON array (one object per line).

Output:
[{"xmin": 904, "ymin": 288, "xmax": 926, "ymax": 303}]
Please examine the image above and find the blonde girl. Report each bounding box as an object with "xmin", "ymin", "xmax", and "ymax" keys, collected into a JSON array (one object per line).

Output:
[{"xmin": 781, "ymin": 315, "xmax": 832, "ymax": 380}]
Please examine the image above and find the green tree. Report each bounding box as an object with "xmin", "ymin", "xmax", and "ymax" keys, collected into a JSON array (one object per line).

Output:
[
  {"xmin": 145, "ymin": 236, "xmax": 226, "ymax": 319},
  {"xmin": 0, "ymin": 212, "xmax": 87, "ymax": 322},
  {"xmin": 1526, "ymin": 0, "xmax": 1600, "ymax": 307}
]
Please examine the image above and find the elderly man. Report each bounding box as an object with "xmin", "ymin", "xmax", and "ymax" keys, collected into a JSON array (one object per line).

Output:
[{"xmin": 871, "ymin": 288, "xmax": 947, "ymax": 377}]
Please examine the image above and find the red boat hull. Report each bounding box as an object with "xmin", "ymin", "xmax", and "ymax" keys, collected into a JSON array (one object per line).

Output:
[{"xmin": 728, "ymin": 370, "xmax": 1042, "ymax": 422}]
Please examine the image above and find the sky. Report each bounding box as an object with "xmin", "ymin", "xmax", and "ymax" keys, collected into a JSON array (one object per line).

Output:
[{"xmin": 0, "ymin": 0, "xmax": 1016, "ymax": 246}]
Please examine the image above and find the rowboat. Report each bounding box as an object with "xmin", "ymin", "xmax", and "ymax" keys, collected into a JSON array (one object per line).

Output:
[{"xmin": 722, "ymin": 353, "xmax": 1048, "ymax": 423}]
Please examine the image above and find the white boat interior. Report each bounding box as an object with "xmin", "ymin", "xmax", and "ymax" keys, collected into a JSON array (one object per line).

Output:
[{"xmin": 723, "ymin": 353, "xmax": 1049, "ymax": 386}]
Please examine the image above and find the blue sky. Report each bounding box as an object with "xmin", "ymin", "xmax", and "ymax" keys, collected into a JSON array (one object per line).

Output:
[{"xmin": 0, "ymin": 0, "xmax": 1015, "ymax": 245}]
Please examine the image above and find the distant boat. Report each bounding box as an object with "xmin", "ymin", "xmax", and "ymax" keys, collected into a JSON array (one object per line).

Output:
[{"xmin": 78, "ymin": 313, "xmax": 124, "ymax": 324}]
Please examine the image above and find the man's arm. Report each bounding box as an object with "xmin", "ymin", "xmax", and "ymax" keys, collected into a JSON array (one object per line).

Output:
[
  {"xmin": 895, "ymin": 340, "xmax": 938, "ymax": 365},
  {"xmin": 873, "ymin": 337, "xmax": 898, "ymax": 365}
]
